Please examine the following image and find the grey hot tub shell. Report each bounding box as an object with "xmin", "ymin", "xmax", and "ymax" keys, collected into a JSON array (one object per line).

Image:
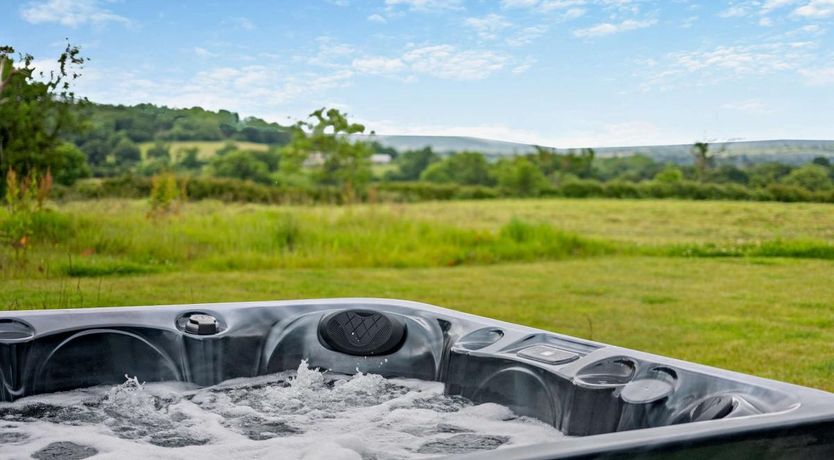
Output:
[{"xmin": 1, "ymin": 298, "xmax": 833, "ymax": 459}]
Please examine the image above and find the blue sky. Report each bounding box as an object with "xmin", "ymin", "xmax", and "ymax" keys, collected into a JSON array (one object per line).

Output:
[{"xmin": 3, "ymin": 0, "xmax": 834, "ymax": 147}]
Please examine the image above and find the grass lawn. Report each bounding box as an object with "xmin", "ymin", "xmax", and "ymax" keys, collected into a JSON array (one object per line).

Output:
[{"xmin": 1, "ymin": 198, "xmax": 833, "ymax": 390}]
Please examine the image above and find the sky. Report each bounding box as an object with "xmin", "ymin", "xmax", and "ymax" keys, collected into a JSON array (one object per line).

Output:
[{"xmin": 3, "ymin": 0, "xmax": 834, "ymax": 147}]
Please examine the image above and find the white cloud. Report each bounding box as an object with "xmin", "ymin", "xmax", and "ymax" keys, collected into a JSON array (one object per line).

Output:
[
  {"xmin": 465, "ymin": 14, "xmax": 512, "ymax": 40},
  {"xmin": 762, "ymin": 0, "xmax": 799, "ymax": 13},
  {"xmin": 305, "ymin": 36, "xmax": 356, "ymax": 67},
  {"xmin": 402, "ymin": 45, "xmax": 507, "ymax": 80},
  {"xmin": 194, "ymin": 47, "xmax": 215, "ymax": 58},
  {"xmin": 501, "ymin": 0, "xmax": 541, "ymax": 8},
  {"xmin": 367, "ymin": 13, "xmax": 387, "ymax": 23},
  {"xmin": 673, "ymin": 44, "xmax": 802, "ymax": 74},
  {"xmin": 573, "ymin": 18, "xmax": 656, "ymax": 38},
  {"xmin": 506, "ymin": 25, "xmax": 549, "ymax": 46},
  {"xmin": 793, "ymin": 0, "xmax": 834, "ymax": 18},
  {"xmin": 563, "ymin": 7, "xmax": 587, "ymax": 19},
  {"xmin": 721, "ymin": 99, "xmax": 771, "ymax": 114},
  {"xmin": 511, "ymin": 58, "xmax": 537, "ymax": 74},
  {"xmin": 501, "ymin": 0, "xmax": 586, "ymax": 12},
  {"xmin": 680, "ymin": 16, "xmax": 698, "ymax": 28},
  {"xmin": 229, "ymin": 17, "xmax": 256, "ymax": 31},
  {"xmin": 759, "ymin": 16, "xmax": 774, "ymax": 26},
  {"xmin": 384, "ymin": 0, "xmax": 463, "ymax": 11},
  {"xmin": 800, "ymin": 66, "xmax": 834, "ymax": 85},
  {"xmin": 643, "ymin": 42, "xmax": 814, "ymax": 90},
  {"xmin": 719, "ymin": 6, "xmax": 748, "ymax": 18},
  {"xmin": 351, "ymin": 57, "xmax": 407, "ymax": 75},
  {"xmin": 20, "ymin": 0, "xmax": 130, "ymax": 27}
]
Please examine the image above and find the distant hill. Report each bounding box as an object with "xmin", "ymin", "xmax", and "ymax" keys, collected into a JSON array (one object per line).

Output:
[
  {"xmin": 365, "ymin": 135, "xmax": 538, "ymax": 156},
  {"xmin": 593, "ymin": 140, "xmax": 834, "ymax": 165},
  {"xmin": 366, "ymin": 135, "xmax": 834, "ymax": 165}
]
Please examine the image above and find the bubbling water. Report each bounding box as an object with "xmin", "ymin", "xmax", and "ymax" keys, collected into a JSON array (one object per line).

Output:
[{"xmin": 0, "ymin": 361, "xmax": 564, "ymax": 459}]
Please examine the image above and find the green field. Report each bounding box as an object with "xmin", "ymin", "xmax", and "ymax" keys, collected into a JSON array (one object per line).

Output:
[{"xmin": 1, "ymin": 198, "xmax": 833, "ymax": 390}]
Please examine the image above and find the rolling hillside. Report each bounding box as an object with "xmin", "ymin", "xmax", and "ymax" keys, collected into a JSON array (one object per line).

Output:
[{"xmin": 368, "ymin": 135, "xmax": 834, "ymax": 164}]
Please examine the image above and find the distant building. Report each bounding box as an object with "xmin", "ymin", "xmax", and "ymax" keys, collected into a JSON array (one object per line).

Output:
[
  {"xmin": 303, "ymin": 152, "xmax": 325, "ymax": 167},
  {"xmin": 371, "ymin": 154, "xmax": 392, "ymax": 165}
]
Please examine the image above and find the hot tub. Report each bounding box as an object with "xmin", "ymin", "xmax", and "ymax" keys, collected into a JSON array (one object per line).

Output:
[{"xmin": 1, "ymin": 298, "xmax": 833, "ymax": 459}]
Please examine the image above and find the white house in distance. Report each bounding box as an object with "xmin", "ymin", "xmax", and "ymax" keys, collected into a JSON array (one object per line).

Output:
[
  {"xmin": 303, "ymin": 152, "xmax": 392, "ymax": 167},
  {"xmin": 371, "ymin": 153, "xmax": 392, "ymax": 165}
]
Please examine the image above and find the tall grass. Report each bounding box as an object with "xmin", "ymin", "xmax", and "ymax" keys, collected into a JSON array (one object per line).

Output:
[
  {"xmin": 0, "ymin": 201, "xmax": 612, "ymax": 279},
  {"xmin": 1, "ymin": 199, "xmax": 831, "ymax": 280}
]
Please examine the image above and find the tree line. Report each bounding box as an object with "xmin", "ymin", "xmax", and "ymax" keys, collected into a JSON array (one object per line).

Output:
[{"xmin": 2, "ymin": 43, "xmax": 833, "ymax": 204}]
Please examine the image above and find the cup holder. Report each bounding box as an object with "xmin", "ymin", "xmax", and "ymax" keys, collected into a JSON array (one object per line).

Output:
[
  {"xmin": 456, "ymin": 328, "xmax": 504, "ymax": 351},
  {"xmin": 575, "ymin": 357, "xmax": 637, "ymax": 387},
  {"xmin": 672, "ymin": 394, "xmax": 739, "ymax": 424},
  {"xmin": 0, "ymin": 319, "xmax": 35, "ymax": 344},
  {"xmin": 621, "ymin": 367, "xmax": 677, "ymax": 405}
]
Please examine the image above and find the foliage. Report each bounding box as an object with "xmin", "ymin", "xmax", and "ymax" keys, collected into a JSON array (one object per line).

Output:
[
  {"xmin": 209, "ymin": 150, "xmax": 273, "ymax": 184},
  {"xmin": 0, "ymin": 42, "xmax": 89, "ymax": 191},
  {"xmin": 495, "ymin": 157, "xmax": 547, "ymax": 196},
  {"xmin": 281, "ymin": 108, "xmax": 373, "ymax": 201},
  {"xmin": 176, "ymin": 146, "xmax": 204, "ymax": 172},
  {"xmin": 51, "ymin": 143, "xmax": 91, "ymax": 185},
  {"xmin": 146, "ymin": 140, "xmax": 170, "ymax": 160},
  {"xmin": 781, "ymin": 164, "xmax": 832, "ymax": 191},
  {"xmin": 385, "ymin": 147, "xmax": 437, "ymax": 181},
  {"xmin": 654, "ymin": 165, "xmax": 684, "ymax": 183},
  {"xmin": 421, "ymin": 151, "xmax": 495, "ymax": 186},
  {"xmin": 1, "ymin": 167, "xmax": 54, "ymax": 255},
  {"xmin": 148, "ymin": 172, "xmax": 186, "ymax": 217},
  {"xmin": 530, "ymin": 146, "xmax": 595, "ymax": 178},
  {"xmin": 113, "ymin": 137, "xmax": 141, "ymax": 166},
  {"xmin": 691, "ymin": 141, "xmax": 713, "ymax": 181}
]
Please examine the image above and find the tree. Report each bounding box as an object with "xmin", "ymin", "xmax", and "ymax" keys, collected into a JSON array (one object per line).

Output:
[
  {"xmin": 691, "ymin": 142, "xmax": 713, "ymax": 182},
  {"xmin": 387, "ymin": 147, "xmax": 437, "ymax": 181},
  {"xmin": 281, "ymin": 108, "xmax": 373, "ymax": 201},
  {"xmin": 146, "ymin": 140, "xmax": 170, "ymax": 160},
  {"xmin": 654, "ymin": 165, "xmax": 684, "ymax": 183},
  {"xmin": 0, "ymin": 42, "xmax": 88, "ymax": 191},
  {"xmin": 420, "ymin": 151, "xmax": 495, "ymax": 186},
  {"xmin": 52, "ymin": 143, "xmax": 91, "ymax": 185},
  {"xmin": 210, "ymin": 150, "xmax": 272, "ymax": 184},
  {"xmin": 216, "ymin": 141, "xmax": 238, "ymax": 156},
  {"xmin": 781, "ymin": 164, "xmax": 832, "ymax": 191},
  {"xmin": 748, "ymin": 162, "xmax": 792, "ymax": 188},
  {"xmin": 113, "ymin": 137, "xmax": 141, "ymax": 166},
  {"xmin": 812, "ymin": 156, "xmax": 831, "ymax": 168},
  {"xmin": 176, "ymin": 147, "xmax": 205, "ymax": 171},
  {"xmin": 80, "ymin": 138, "xmax": 111, "ymax": 166},
  {"xmin": 529, "ymin": 146, "xmax": 594, "ymax": 178},
  {"xmin": 496, "ymin": 157, "xmax": 547, "ymax": 196}
]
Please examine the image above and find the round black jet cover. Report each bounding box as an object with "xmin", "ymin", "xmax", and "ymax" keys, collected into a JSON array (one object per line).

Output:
[{"xmin": 319, "ymin": 309, "xmax": 406, "ymax": 356}]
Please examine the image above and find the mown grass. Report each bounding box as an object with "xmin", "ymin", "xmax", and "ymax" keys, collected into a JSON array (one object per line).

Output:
[
  {"xmin": 1, "ymin": 257, "xmax": 833, "ymax": 390},
  {"xmin": 399, "ymin": 199, "xmax": 834, "ymax": 244}
]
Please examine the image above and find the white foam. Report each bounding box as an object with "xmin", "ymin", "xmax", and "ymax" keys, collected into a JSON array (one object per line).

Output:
[{"xmin": 0, "ymin": 361, "xmax": 565, "ymax": 459}]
